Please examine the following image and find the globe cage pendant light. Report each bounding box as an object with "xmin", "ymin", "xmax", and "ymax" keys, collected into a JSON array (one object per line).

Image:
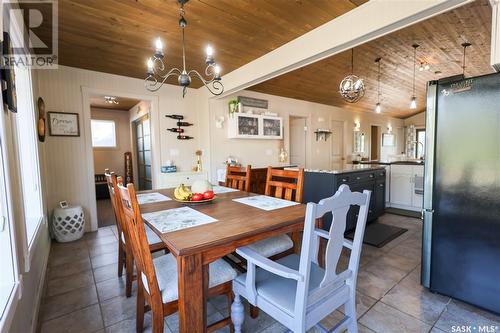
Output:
[
  {"xmin": 375, "ymin": 57, "xmax": 382, "ymax": 113},
  {"xmin": 339, "ymin": 49, "xmax": 365, "ymax": 103},
  {"xmin": 410, "ymin": 43, "xmax": 419, "ymax": 110}
]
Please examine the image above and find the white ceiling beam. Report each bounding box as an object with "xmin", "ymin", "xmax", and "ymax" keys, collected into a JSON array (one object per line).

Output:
[
  {"xmin": 216, "ymin": 0, "xmax": 474, "ymax": 97},
  {"xmin": 491, "ymin": 0, "xmax": 500, "ymax": 71}
]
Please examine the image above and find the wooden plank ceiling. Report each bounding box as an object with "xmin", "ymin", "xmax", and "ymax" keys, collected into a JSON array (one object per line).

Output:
[
  {"xmin": 249, "ymin": 0, "xmax": 494, "ymax": 118},
  {"xmin": 90, "ymin": 96, "xmax": 142, "ymax": 111},
  {"xmin": 48, "ymin": 0, "xmax": 364, "ymax": 85}
]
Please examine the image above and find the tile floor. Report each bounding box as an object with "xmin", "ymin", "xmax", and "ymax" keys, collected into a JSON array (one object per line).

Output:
[{"xmin": 37, "ymin": 214, "xmax": 500, "ymax": 333}]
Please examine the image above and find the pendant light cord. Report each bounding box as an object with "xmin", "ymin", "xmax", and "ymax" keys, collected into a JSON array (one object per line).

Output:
[
  {"xmin": 180, "ymin": 5, "xmax": 186, "ymax": 72},
  {"xmin": 375, "ymin": 57, "xmax": 381, "ymax": 104},
  {"xmin": 461, "ymin": 42, "xmax": 471, "ymax": 76},
  {"xmin": 412, "ymin": 44, "xmax": 418, "ymax": 98},
  {"xmin": 351, "ymin": 49, "xmax": 354, "ymax": 74}
]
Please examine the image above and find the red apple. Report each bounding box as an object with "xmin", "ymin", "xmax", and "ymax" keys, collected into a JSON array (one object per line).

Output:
[
  {"xmin": 203, "ymin": 190, "xmax": 215, "ymax": 200},
  {"xmin": 191, "ymin": 193, "xmax": 203, "ymax": 201}
]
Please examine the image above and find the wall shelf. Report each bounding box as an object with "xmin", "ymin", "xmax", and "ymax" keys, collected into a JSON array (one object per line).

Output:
[{"xmin": 314, "ymin": 129, "xmax": 332, "ymax": 141}]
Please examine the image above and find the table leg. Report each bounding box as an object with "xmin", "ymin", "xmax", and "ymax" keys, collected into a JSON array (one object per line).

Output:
[{"xmin": 177, "ymin": 253, "xmax": 207, "ymax": 333}]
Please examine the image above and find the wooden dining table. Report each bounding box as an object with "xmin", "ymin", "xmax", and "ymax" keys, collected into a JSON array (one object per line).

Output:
[{"xmin": 139, "ymin": 187, "xmax": 306, "ymax": 333}]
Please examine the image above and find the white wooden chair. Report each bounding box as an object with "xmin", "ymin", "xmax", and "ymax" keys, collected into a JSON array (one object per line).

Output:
[{"xmin": 231, "ymin": 184, "xmax": 371, "ymax": 333}]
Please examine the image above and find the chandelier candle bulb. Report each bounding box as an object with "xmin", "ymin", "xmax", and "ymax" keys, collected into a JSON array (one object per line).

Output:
[
  {"xmin": 214, "ymin": 65, "xmax": 221, "ymax": 79},
  {"xmin": 155, "ymin": 38, "xmax": 164, "ymax": 54},
  {"xmin": 147, "ymin": 58, "xmax": 154, "ymax": 74},
  {"xmin": 375, "ymin": 103, "xmax": 381, "ymax": 113}
]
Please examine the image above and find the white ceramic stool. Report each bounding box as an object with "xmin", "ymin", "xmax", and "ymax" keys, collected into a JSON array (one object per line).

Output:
[{"xmin": 52, "ymin": 206, "xmax": 85, "ymax": 242}]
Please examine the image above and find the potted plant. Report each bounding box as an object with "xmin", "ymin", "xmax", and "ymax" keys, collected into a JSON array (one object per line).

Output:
[{"xmin": 228, "ymin": 99, "xmax": 239, "ymax": 117}]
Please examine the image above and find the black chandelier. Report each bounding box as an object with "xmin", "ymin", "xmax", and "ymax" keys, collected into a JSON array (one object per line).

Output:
[{"xmin": 145, "ymin": 0, "xmax": 223, "ymax": 97}]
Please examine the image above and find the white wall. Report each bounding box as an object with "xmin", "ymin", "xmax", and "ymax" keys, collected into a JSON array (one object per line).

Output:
[
  {"xmin": 91, "ymin": 107, "xmax": 132, "ymax": 176},
  {"xmin": 208, "ymin": 90, "xmax": 404, "ymax": 180},
  {"xmin": 37, "ymin": 66, "xmax": 202, "ymax": 231}
]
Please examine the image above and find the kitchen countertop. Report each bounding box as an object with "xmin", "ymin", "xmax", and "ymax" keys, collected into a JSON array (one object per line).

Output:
[
  {"xmin": 359, "ymin": 160, "xmax": 424, "ymax": 166},
  {"xmin": 286, "ymin": 164, "xmax": 386, "ymax": 175}
]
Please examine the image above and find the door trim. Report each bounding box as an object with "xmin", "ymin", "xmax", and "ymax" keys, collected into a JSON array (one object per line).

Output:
[{"xmin": 82, "ymin": 87, "xmax": 160, "ymax": 231}]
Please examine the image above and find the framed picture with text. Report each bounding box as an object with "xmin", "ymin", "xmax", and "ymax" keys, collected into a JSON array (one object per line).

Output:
[{"xmin": 48, "ymin": 112, "xmax": 80, "ymax": 136}]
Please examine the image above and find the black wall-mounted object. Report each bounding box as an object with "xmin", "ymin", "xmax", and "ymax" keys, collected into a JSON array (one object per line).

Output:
[
  {"xmin": 2, "ymin": 32, "xmax": 17, "ymax": 113},
  {"xmin": 166, "ymin": 114, "xmax": 184, "ymax": 120},
  {"xmin": 166, "ymin": 114, "xmax": 194, "ymax": 139}
]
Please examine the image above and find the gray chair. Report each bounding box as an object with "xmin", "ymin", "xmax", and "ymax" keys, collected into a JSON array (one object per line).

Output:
[{"xmin": 231, "ymin": 185, "xmax": 371, "ymax": 333}]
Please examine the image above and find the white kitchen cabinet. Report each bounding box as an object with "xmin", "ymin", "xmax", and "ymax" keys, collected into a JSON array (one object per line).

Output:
[
  {"xmin": 227, "ymin": 113, "xmax": 283, "ymax": 139},
  {"xmin": 390, "ymin": 164, "xmax": 424, "ymax": 211}
]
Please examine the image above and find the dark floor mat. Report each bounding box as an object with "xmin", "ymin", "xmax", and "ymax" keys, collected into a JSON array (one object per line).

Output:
[
  {"xmin": 346, "ymin": 222, "xmax": 408, "ymax": 248},
  {"xmin": 385, "ymin": 207, "xmax": 421, "ymax": 219}
]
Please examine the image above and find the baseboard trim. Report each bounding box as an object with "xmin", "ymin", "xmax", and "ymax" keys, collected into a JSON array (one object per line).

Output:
[{"xmin": 29, "ymin": 234, "xmax": 50, "ymax": 333}]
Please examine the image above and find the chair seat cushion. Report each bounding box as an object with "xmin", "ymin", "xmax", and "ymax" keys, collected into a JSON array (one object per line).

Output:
[
  {"xmin": 142, "ymin": 253, "xmax": 237, "ymax": 303},
  {"xmin": 120, "ymin": 225, "xmax": 162, "ymax": 246},
  {"xmin": 246, "ymin": 235, "xmax": 294, "ymax": 258},
  {"xmin": 234, "ymin": 254, "xmax": 337, "ymax": 316}
]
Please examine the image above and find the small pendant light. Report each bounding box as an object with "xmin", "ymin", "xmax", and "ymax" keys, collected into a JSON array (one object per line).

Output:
[
  {"xmin": 410, "ymin": 44, "xmax": 419, "ymax": 110},
  {"xmin": 375, "ymin": 57, "xmax": 382, "ymax": 113}
]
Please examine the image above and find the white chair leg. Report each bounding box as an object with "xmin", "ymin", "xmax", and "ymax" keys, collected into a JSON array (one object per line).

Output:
[
  {"xmin": 231, "ymin": 293, "xmax": 245, "ymax": 333},
  {"xmin": 345, "ymin": 298, "xmax": 358, "ymax": 333}
]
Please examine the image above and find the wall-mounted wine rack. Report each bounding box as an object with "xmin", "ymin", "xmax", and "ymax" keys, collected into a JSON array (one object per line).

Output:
[{"xmin": 166, "ymin": 114, "xmax": 194, "ymax": 140}]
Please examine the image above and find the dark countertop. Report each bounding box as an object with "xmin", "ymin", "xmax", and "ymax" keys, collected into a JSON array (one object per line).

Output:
[
  {"xmin": 359, "ymin": 160, "xmax": 424, "ymax": 166},
  {"xmin": 298, "ymin": 164, "xmax": 386, "ymax": 175}
]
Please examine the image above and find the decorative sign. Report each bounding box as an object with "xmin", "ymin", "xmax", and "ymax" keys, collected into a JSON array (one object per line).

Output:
[
  {"xmin": 48, "ymin": 112, "xmax": 80, "ymax": 136},
  {"xmin": 237, "ymin": 96, "xmax": 268, "ymax": 109}
]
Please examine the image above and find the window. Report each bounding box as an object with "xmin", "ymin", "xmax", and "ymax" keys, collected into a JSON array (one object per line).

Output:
[
  {"xmin": 14, "ymin": 65, "xmax": 44, "ymax": 249},
  {"xmin": 0, "ymin": 86, "xmax": 20, "ymax": 333},
  {"xmin": 91, "ymin": 119, "xmax": 117, "ymax": 148},
  {"xmin": 416, "ymin": 129, "xmax": 426, "ymax": 159}
]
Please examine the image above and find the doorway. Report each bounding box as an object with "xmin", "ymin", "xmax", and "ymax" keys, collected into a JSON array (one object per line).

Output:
[
  {"xmin": 89, "ymin": 95, "xmax": 140, "ymax": 227},
  {"xmin": 133, "ymin": 114, "xmax": 153, "ymax": 190},
  {"xmin": 331, "ymin": 120, "xmax": 344, "ymax": 170},
  {"xmin": 371, "ymin": 125, "xmax": 381, "ymax": 161},
  {"xmin": 289, "ymin": 116, "xmax": 307, "ymax": 167}
]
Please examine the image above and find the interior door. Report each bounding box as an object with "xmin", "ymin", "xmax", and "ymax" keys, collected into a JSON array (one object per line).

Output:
[
  {"xmin": 289, "ymin": 117, "xmax": 306, "ymax": 167},
  {"xmin": 331, "ymin": 120, "xmax": 344, "ymax": 170},
  {"xmin": 134, "ymin": 114, "xmax": 152, "ymax": 190}
]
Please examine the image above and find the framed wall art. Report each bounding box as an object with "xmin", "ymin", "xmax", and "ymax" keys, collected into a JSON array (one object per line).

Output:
[{"xmin": 48, "ymin": 112, "xmax": 80, "ymax": 137}]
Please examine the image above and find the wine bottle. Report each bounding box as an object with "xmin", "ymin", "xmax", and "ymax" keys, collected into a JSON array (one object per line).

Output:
[
  {"xmin": 167, "ymin": 128, "xmax": 184, "ymax": 133},
  {"xmin": 177, "ymin": 121, "xmax": 193, "ymax": 127},
  {"xmin": 177, "ymin": 135, "xmax": 193, "ymax": 140},
  {"xmin": 165, "ymin": 114, "xmax": 184, "ymax": 120}
]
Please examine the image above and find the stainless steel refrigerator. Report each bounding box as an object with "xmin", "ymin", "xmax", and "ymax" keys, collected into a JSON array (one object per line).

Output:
[{"xmin": 422, "ymin": 72, "xmax": 500, "ymax": 314}]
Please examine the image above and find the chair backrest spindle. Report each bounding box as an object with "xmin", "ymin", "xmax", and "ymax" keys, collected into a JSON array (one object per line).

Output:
[
  {"xmin": 225, "ymin": 165, "xmax": 252, "ymax": 192},
  {"xmin": 264, "ymin": 167, "xmax": 304, "ymax": 202}
]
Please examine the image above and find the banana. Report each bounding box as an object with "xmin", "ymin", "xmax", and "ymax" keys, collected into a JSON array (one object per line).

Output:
[{"xmin": 175, "ymin": 184, "xmax": 192, "ymax": 201}]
